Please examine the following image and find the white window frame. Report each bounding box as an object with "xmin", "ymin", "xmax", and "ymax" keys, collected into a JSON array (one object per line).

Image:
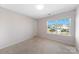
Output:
[{"xmin": 47, "ymin": 18, "xmax": 71, "ymax": 36}]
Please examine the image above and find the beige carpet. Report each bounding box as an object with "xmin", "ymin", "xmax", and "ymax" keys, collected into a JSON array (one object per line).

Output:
[{"xmin": 0, "ymin": 37, "xmax": 76, "ymax": 54}]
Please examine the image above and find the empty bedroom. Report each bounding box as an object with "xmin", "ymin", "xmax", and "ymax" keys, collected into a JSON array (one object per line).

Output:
[{"xmin": 0, "ymin": 4, "xmax": 79, "ymax": 54}]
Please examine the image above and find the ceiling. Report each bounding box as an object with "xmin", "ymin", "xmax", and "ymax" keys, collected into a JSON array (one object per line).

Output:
[{"xmin": 0, "ymin": 4, "xmax": 78, "ymax": 19}]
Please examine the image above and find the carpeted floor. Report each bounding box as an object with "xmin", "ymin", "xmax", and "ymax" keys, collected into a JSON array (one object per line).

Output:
[{"xmin": 0, "ymin": 37, "xmax": 76, "ymax": 54}]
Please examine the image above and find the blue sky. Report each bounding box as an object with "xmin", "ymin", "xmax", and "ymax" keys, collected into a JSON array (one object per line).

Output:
[{"xmin": 48, "ymin": 18, "xmax": 70, "ymax": 25}]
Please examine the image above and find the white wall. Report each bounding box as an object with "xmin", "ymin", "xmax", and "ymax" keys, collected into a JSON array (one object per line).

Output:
[
  {"xmin": 37, "ymin": 10, "xmax": 76, "ymax": 46},
  {"xmin": 76, "ymin": 7, "xmax": 79, "ymax": 51},
  {"xmin": 0, "ymin": 7, "xmax": 37, "ymax": 49}
]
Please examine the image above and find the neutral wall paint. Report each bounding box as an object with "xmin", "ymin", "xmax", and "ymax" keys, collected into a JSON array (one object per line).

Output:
[
  {"xmin": 37, "ymin": 10, "xmax": 76, "ymax": 46},
  {"xmin": 0, "ymin": 7, "xmax": 37, "ymax": 49},
  {"xmin": 76, "ymin": 7, "xmax": 79, "ymax": 51}
]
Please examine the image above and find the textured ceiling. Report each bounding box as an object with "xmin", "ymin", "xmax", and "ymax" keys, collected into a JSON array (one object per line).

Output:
[{"xmin": 0, "ymin": 4, "xmax": 78, "ymax": 19}]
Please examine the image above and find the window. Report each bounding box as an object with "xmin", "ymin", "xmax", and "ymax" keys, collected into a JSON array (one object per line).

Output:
[{"xmin": 47, "ymin": 18, "xmax": 71, "ymax": 36}]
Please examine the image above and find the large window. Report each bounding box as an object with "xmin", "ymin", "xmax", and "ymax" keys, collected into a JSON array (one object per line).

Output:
[{"xmin": 47, "ymin": 18, "xmax": 71, "ymax": 36}]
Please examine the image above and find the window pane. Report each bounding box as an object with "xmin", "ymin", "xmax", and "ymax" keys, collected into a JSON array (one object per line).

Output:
[{"xmin": 47, "ymin": 18, "xmax": 71, "ymax": 36}]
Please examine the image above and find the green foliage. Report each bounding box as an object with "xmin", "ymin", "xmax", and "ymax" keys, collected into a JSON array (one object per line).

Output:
[
  {"xmin": 49, "ymin": 29, "xmax": 56, "ymax": 32},
  {"xmin": 61, "ymin": 29, "xmax": 69, "ymax": 32}
]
